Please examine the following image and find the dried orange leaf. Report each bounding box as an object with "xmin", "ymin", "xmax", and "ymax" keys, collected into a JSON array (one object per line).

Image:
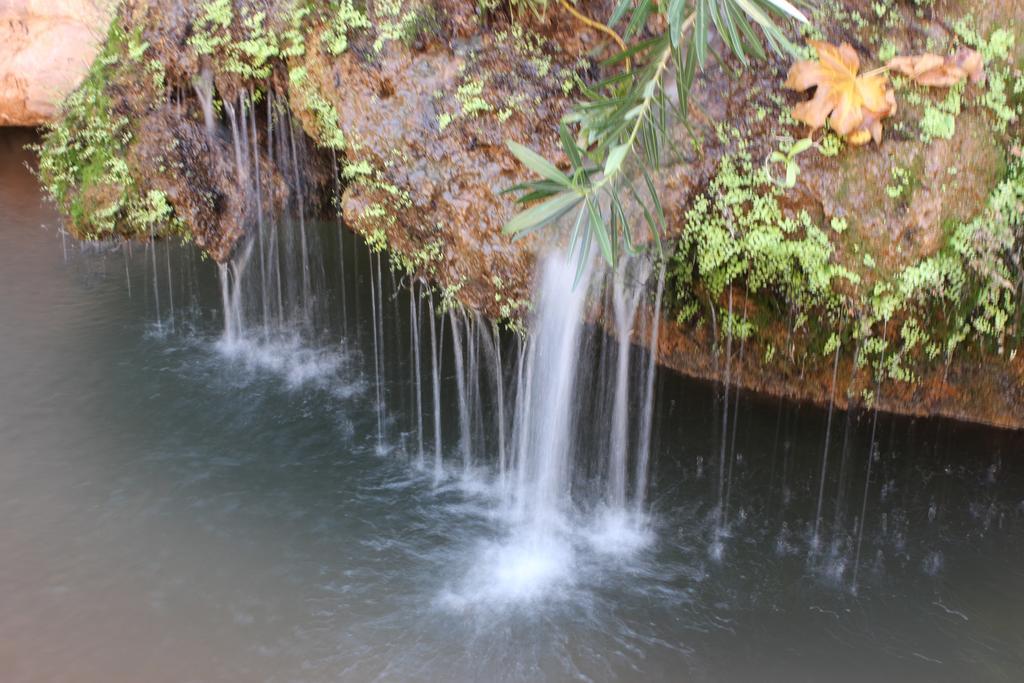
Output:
[
  {"xmin": 785, "ymin": 41, "xmax": 896, "ymax": 146},
  {"xmin": 887, "ymin": 48, "xmax": 985, "ymax": 87}
]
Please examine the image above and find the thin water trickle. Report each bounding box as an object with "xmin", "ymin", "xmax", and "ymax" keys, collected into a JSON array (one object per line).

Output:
[
  {"xmin": 634, "ymin": 263, "xmax": 664, "ymax": 512},
  {"xmin": 449, "ymin": 308, "xmax": 473, "ymax": 472},
  {"xmin": 410, "ymin": 283, "xmax": 425, "ymax": 464},
  {"xmin": 428, "ymin": 292, "xmax": 444, "ymax": 481},
  {"xmin": 813, "ymin": 341, "xmax": 842, "ymax": 550},
  {"xmin": 607, "ymin": 259, "xmax": 646, "ymax": 509},
  {"xmin": 369, "ymin": 250, "xmax": 385, "ymax": 450}
]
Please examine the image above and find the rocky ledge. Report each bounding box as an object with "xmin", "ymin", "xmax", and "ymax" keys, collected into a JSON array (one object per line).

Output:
[{"xmin": 26, "ymin": 0, "xmax": 1024, "ymax": 429}]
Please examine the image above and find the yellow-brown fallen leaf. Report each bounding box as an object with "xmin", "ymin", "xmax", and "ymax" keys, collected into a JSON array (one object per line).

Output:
[
  {"xmin": 785, "ymin": 41, "xmax": 896, "ymax": 146},
  {"xmin": 887, "ymin": 48, "xmax": 985, "ymax": 87}
]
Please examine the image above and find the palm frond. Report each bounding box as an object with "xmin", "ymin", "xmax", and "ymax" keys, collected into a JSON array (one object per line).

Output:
[{"xmin": 502, "ymin": 0, "xmax": 811, "ymax": 276}]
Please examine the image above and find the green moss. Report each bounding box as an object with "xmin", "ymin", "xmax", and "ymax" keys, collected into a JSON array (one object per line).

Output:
[
  {"xmin": 322, "ymin": 0, "xmax": 371, "ymax": 55},
  {"xmin": 36, "ymin": 18, "xmax": 177, "ymax": 239},
  {"xmin": 668, "ymin": 141, "xmax": 855, "ymax": 338},
  {"xmin": 372, "ymin": 0, "xmax": 436, "ymax": 52},
  {"xmin": 189, "ymin": 0, "xmax": 279, "ymax": 81},
  {"xmin": 953, "ymin": 22, "xmax": 1022, "ymax": 133},
  {"xmin": 885, "ymin": 165, "xmax": 911, "ymax": 200},
  {"xmin": 288, "ymin": 66, "xmax": 346, "ymax": 150},
  {"xmin": 666, "ymin": 128, "xmax": 1024, "ymax": 383},
  {"xmin": 279, "ymin": 2, "xmax": 311, "ymax": 58},
  {"xmin": 919, "ymin": 82, "xmax": 964, "ymax": 142},
  {"xmin": 393, "ymin": 238, "xmax": 444, "ymax": 275},
  {"xmin": 456, "ymin": 78, "xmax": 492, "ymax": 117}
]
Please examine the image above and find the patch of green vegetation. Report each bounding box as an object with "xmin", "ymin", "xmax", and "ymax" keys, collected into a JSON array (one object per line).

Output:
[
  {"xmin": 665, "ymin": 131, "xmax": 1024, "ymax": 385},
  {"xmin": 954, "ymin": 22, "xmax": 1022, "ymax": 133},
  {"xmin": 885, "ymin": 165, "xmax": 911, "ymax": 199},
  {"xmin": 919, "ymin": 81, "xmax": 964, "ymax": 142},
  {"xmin": 435, "ymin": 72, "xmax": 496, "ymax": 132},
  {"xmin": 279, "ymin": 2, "xmax": 311, "ymax": 58},
  {"xmin": 288, "ymin": 66, "xmax": 346, "ymax": 150},
  {"xmin": 667, "ymin": 140, "xmax": 857, "ymax": 343},
  {"xmin": 36, "ymin": 18, "xmax": 179, "ymax": 239},
  {"xmin": 393, "ymin": 238, "xmax": 442, "ymax": 272},
  {"xmin": 456, "ymin": 78, "xmax": 492, "ymax": 117},
  {"xmin": 189, "ymin": 0, "xmax": 279, "ymax": 81},
  {"xmin": 817, "ymin": 131, "xmax": 844, "ymax": 157},
  {"xmin": 491, "ymin": 274, "xmax": 530, "ymax": 333},
  {"xmin": 322, "ymin": 0, "xmax": 371, "ymax": 55},
  {"xmin": 372, "ymin": 0, "xmax": 437, "ymax": 52},
  {"xmin": 439, "ymin": 278, "xmax": 467, "ymax": 313},
  {"xmin": 495, "ymin": 24, "xmax": 553, "ymax": 78}
]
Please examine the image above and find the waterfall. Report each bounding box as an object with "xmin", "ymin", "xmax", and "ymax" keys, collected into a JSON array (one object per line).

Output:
[
  {"xmin": 194, "ymin": 65, "xmax": 215, "ymax": 136},
  {"xmin": 813, "ymin": 340, "xmax": 842, "ymax": 550},
  {"xmin": 449, "ymin": 309, "xmax": 473, "ymax": 473},
  {"xmin": 369, "ymin": 252, "xmax": 385, "ymax": 451},
  {"xmin": 149, "ymin": 229, "xmax": 161, "ymax": 329},
  {"xmin": 507, "ymin": 253, "xmax": 594, "ymax": 527},
  {"xmin": 607, "ymin": 259, "xmax": 648, "ymax": 509},
  {"xmin": 634, "ymin": 265, "xmax": 665, "ymax": 512},
  {"xmin": 410, "ymin": 283, "xmax": 425, "ymax": 465},
  {"xmin": 427, "ymin": 293, "xmax": 443, "ymax": 481},
  {"xmin": 179, "ymin": 86, "xmax": 673, "ymax": 580},
  {"xmin": 478, "ymin": 316, "xmax": 507, "ymax": 482}
]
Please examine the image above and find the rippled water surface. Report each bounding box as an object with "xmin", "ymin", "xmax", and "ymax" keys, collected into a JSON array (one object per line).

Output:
[{"xmin": 2, "ymin": 130, "xmax": 1024, "ymax": 682}]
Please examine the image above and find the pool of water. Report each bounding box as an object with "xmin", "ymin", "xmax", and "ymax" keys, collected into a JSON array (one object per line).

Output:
[{"xmin": 2, "ymin": 129, "xmax": 1023, "ymax": 682}]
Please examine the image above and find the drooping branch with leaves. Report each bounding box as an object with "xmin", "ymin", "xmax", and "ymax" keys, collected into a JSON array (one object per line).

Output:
[{"xmin": 502, "ymin": 0, "xmax": 810, "ymax": 277}]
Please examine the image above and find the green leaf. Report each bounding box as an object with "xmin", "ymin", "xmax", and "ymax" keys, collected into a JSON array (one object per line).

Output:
[
  {"xmin": 573, "ymin": 218, "xmax": 594, "ymax": 287},
  {"xmin": 624, "ymin": 0, "xmax": 653, "ymax": 40},
  {"xmin": 790, "ymin": 137, "xmax": 813, "ymax": 156},
  {"xmin": 503, "ymin": 191, "xmax": 581, "ymax": 236},
  {"xmin": 587, "ymin": 199, "xmax": 615, "ymax": 266},
  {"xmin": 763, "ymin": 0, "xmax": 808, "ymax": 23},
  {"xmin": 559, "ymin": 122, "xmax": 582, "ymax": 170},
  {"xmin": 604, "ymin": 143, "xmax": 630, "ymax": 178},
  {"xmin": 676, "ymin": 37, "xmax": 698, "ymax": 115},
  {"xmin": 505, "ymin": 140, "xmax": 571, "ymax": 186},
  {"xmin": 610, "ymin": 0, "xmax": 634, "ymax": 26},
  {"xmin": 567, "ymin": 202, "xmax": 588, "ymax": 257},
  {"xmin": 668, "ymin": 0, "xmax": 687, "ymax": 48},
  {"xmin": 785, "ymin": 162, "xmax": 798, "ymax": 188},
  {"xmin": 695, "ymin": 0, "xmax": 710, "ymax": 66}
]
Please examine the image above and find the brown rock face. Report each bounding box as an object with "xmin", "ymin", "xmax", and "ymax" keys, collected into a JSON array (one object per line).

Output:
[
  {"xmin": 0, "ymin": 0, "xmax": 113, "ymax": 126},
  {"xmin": 292, "ymin": 1, "xmax": 591, "ymax": 319}
]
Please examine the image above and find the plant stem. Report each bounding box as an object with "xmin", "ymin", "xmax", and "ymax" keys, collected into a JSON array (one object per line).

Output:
[
  {"xmin": 860, "ymin": 64, "xmax": 892, "ymax": 78},
  {"xmin": 559, "ymin": 0, "xmax": 631, "ymax": 70},
  {"xmin": 590, "ymin": 12, "xmax": 696, "ymax": 195}
]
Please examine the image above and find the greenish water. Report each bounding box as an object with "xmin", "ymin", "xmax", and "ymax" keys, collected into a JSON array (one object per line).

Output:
[{"xmin": 2, "ymin": 128, "xmax": 1023, "ymax": 682}]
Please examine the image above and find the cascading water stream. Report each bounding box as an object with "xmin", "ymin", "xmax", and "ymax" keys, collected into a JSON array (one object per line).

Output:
[
  {"xmin": 507, "ymin": 253, "xmax": 594, "ymax": 528},
  {"xmin": 449, "ymin": 309, "xmax": 473, "ymax": 473},
  {"xmin": 634, "ymin": 264, "xmax": 665, "ymax": 513},
  {"xmin": 180, "ymin": 91, "xmax": 670, "ymax": 594},
  {"xmin": 410, "ymin": 283, "xmax": 425, "ymax": 465},
  {"xmin": 607, "ymin": 259, "xmax": 648, "ymax": 510},
  {"xmin": 427, "ymin": 293, "xmax": 444, "ymax": 481}
]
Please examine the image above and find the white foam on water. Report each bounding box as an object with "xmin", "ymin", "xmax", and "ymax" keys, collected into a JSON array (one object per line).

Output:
[
  {"xmin": 215, "ymin": 334, "xmax": 359, "ymax": 397},
  {"xmin": 583, "ymin": 507, "xmax": 655, "ymax": 556},
  {"xmin": 439, "ymin": 528, "xmax": 577, "ymax": 608}
]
